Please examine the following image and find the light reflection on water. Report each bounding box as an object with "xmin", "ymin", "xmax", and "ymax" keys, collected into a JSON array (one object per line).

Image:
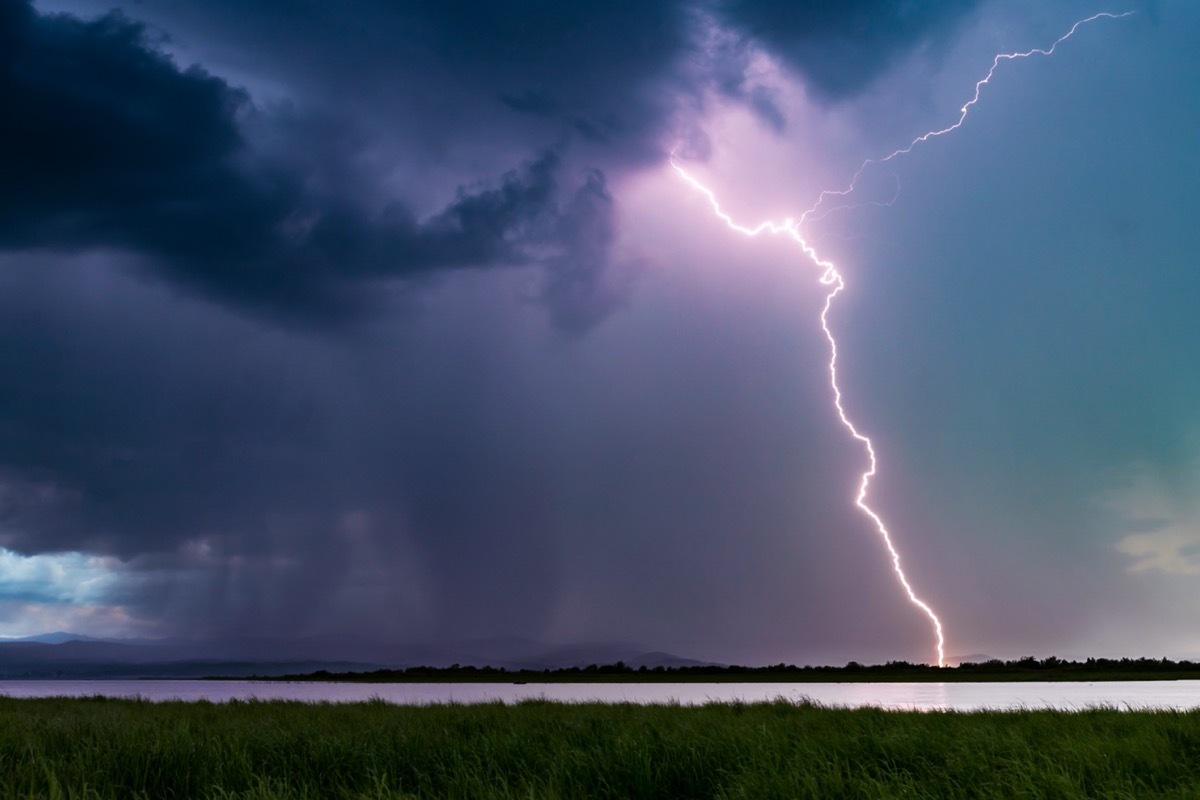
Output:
[{"xmin": 1, "ymin": 680, "xmax": 1199, "ymax": 710}]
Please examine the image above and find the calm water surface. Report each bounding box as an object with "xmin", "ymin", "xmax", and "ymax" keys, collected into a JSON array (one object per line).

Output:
[{"xmin": 2, "ymin": 680, "xmax": 1199, "ymax": 711}]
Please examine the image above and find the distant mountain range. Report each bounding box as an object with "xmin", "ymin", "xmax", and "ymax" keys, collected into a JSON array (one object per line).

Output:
[
  {"xmin": 0, "ymin": 633, "xmax": 715, "ymax": 679},
  {"xmin": 0, "ymin": 631, "xmax": 126, "ymax": 645}
]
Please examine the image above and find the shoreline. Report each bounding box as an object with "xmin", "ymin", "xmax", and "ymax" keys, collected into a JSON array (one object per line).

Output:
[{"xmin": 232, "ymin": 659, "xmax": 1200, "ymax": 684}]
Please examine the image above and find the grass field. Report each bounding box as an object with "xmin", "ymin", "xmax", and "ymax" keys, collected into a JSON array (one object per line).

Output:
[{"xmin": 1, "ymin": 696, "xmax": 1197, "ymax": 798}]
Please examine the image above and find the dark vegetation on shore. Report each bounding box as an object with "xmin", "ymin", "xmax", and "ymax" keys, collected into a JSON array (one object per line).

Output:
[
  {"xmin": 1, "ymin": 696, "xmax": 1197, "ymax": 798},
  {"xmin": 260, "ymin": 656, "xmax": 1200, "ymax": 683}
]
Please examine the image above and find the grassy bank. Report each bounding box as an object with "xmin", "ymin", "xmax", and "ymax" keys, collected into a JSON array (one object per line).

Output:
[{"xmin": 1, "ymin": 697, "xmax": 1198, "ymax": 798}]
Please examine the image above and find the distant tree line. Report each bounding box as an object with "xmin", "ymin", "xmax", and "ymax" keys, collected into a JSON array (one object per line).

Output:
[{"xmin": 263, "ymin": 656, "xmax": 1200, "ymax": 683}]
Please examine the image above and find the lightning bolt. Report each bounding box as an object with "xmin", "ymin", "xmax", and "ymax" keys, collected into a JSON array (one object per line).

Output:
[{"xmin": 672, "ymin": 10, "xmax": 1132, "ymax": 667}]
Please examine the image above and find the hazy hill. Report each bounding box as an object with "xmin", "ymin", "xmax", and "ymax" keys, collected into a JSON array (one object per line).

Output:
[{"xmin": 0, "ymin": 635, "xmax": 713, "ymax": 679}]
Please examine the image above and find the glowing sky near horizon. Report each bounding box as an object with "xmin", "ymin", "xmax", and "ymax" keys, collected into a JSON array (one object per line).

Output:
[{"xmin": 1, "ymin": 0, "xmax": 1199, "ymax": 665}]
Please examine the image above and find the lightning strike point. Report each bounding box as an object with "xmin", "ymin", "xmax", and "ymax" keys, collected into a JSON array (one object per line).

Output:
[{"xmin": 672, "ymin": 10, "xmax": 1132, "ymax": 668}]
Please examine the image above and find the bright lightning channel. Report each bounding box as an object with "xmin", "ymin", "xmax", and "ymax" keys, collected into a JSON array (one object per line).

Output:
[{"xmin": 672, "ymin": 10, "xmax": 1132, "ymax": 668}]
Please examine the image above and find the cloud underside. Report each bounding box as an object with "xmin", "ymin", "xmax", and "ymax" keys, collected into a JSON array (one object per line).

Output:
[{"xmin": 0, "ymin": 1, "xmax": 639, "ymax": 331}]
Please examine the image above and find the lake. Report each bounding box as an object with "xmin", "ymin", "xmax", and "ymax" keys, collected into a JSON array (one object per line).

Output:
[{"xmin": 2, "ymin": 679, "xmax": 1199, "ymax": 711}]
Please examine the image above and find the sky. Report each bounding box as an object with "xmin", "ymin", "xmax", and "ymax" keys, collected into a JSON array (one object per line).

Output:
[{"xmin": 1, "ymin": 0, "xmax": 1198, "ymax": 665}]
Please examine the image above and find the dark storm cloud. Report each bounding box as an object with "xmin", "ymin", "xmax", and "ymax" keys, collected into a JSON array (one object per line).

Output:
[
  {"xmin": 411, "ymin": 0, "xmax": 688, "ymax": 152},
  {"xmin": 0, "ymin": 0, "xmax": 623, "ymax": 326},
  {"xmin": 715, "ymin": 0, "xmax": 982, "ymax": 101},
  {"xmin": 132, "ymin": 0, "xmax": 691, "ymax": 158}
]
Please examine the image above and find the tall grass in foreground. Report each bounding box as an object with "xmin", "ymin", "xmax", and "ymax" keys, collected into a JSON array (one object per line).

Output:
[{"xmin": 0, "ymin": 696, "xmax": 1197, "ymax": 798}]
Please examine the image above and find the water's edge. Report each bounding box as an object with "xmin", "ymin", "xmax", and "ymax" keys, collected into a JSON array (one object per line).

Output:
[{"xmin": 2, "ymin": 679, "xmax": 1199, "ymax": 711}]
